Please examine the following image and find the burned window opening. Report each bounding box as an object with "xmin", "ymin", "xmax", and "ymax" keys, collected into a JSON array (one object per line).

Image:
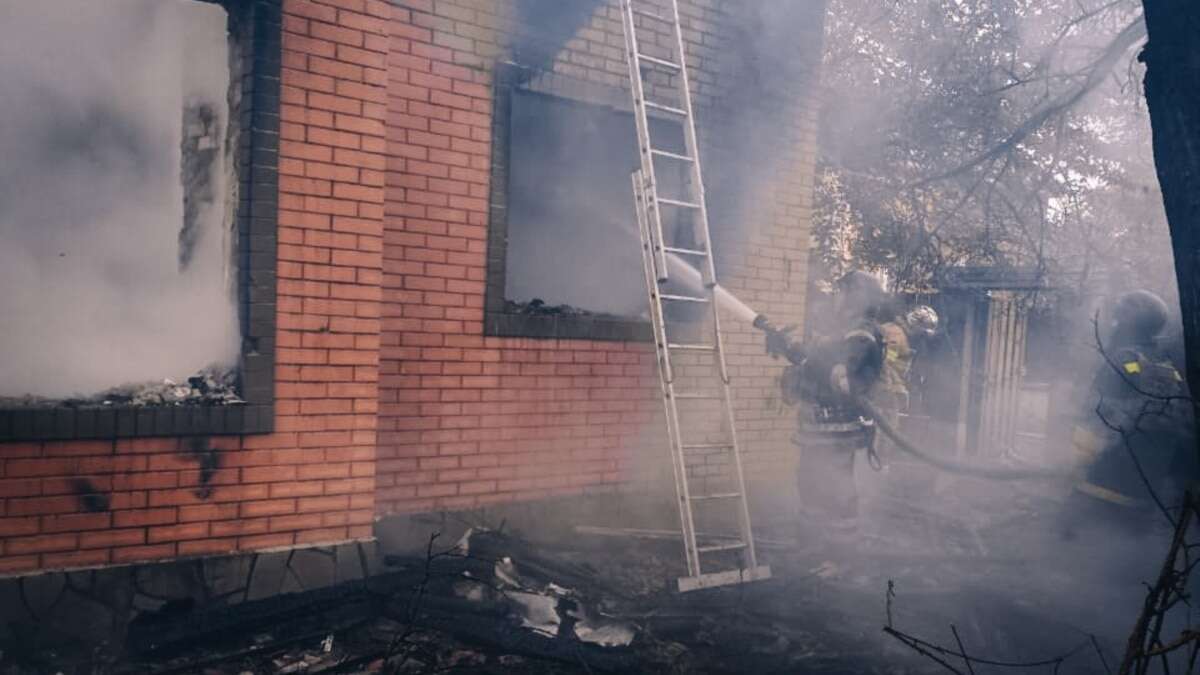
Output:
[
  {"xmin": 0, "ymin": 0, "xmax": 280, "ymax": 441},
  {"xmin": 484, "ymin": 66, "xmax": 700, "ymax": 341},
  {"xmin": 180, "ymin": 103, "xmax": 222, "ymax": 271}
]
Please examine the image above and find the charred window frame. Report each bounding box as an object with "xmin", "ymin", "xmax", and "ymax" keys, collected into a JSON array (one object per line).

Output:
[
  {"xmin": 0, "ymin": 0, "xmax": 280, "ymax": 442},
  {"xmin": 484, "ymin": 64, "xmax": 653, "ymax": 342}
]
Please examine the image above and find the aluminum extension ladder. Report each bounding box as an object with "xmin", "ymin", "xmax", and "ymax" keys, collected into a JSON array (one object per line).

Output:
[{"xmin": 621, "ymin": 0, "xmax": 770, "ymax": 592}]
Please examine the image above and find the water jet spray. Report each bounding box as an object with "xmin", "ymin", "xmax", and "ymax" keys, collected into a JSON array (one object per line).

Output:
[{"xmin": 618, "ymin": 219, "xmax": 759, "ymax": 326}]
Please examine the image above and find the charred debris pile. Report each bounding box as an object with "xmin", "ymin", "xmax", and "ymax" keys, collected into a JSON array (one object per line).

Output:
[
  {"xmin": 12, "ymin": 527, "xmax": 953, "ymax": 675},
  {"xmin": 0, "ymin": 366, "xmax": 241, "ymax": 409},
  {"xmin": 503, "ymin": 298, "xmax": 633, "ymax": 321}
]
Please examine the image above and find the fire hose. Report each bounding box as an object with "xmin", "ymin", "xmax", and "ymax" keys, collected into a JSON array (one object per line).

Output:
[
  {"xmin": 856, "ymin": 396, "xmax": 1071, "ymax": 481},
  {"xmin": 751, "ymin": 314, "xmax": 1068, "ymax": 481}
]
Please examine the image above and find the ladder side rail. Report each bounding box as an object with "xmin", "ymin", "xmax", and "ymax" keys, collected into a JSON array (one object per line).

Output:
[
  {"xmin": 634, "ymin": 172, "xmax": 701, "ymax": 577},
  {"xmin": 635, "ymin": 177, "xmax": 674, "ymax": 385},
  {"xmin": 666, "ymin": 0, "xmax": 718, "ymax": 287},
  {"xmin": 664, "ymin": 379, "xmax": 703, "ymax": 578},
  {"xmin": 707, "ymin": 297, "xmax": 759, "ymax": 569},
  {"xmin": 621, "ymin": 0, "xmax": 671, "ymax": 282},
  {"xmin": 717, "ymin": 352, "xmax": 760, "ymax": 567},
  {"xmin": 664, "ymin": 0, "xmax": 758, "ymax": 567}
]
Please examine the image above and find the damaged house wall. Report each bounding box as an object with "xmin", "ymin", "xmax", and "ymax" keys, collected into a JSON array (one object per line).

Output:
[
  {"xmin": 0, "ymin": 0, "xmax": 239, "ymax": 399},
  {"xmin": 0, "ymin": 0, "xmax": 389, "ymax": 578},
  {"xmin": 0, "ymin": 0, "xmax": 820, "ymax": 585},
  {"xmin": 0, "ymin": 0, "xmax": 825, "ymax": 650},
  {"xmin": 377, "ymin": 0, "xmax": 826, "ymax": 519}
]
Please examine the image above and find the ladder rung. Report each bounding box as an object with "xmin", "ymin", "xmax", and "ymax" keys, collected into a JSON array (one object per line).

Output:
[
  {"xmin": 663, "ymin": 245, "xmax": 707, "ymax": 256},
  {"xmin": 637, "ymin": 53, "xmax": 681, "ymax": 71},
  {"xmin": 682, "ymin": 443, "xmax": 733, "ymax": 450},
  {"xmin": 632, "ymin": 7, "xmax": 670, "ymax": 22},
  {"xmin": 673, "ymin": 392, "xmax": 722, "ymax": 400},
  {"xmin": 667, "ymin": 343, "xmax": 715, "ymax": 351},
  {"xmin": 677, "ymin": 566, "xmax": 772, "ymax": 593},
  {"xmin": 697, "ymin": 542, "xmax": 747, "ymax": 554},
  {"xmin": 658, "ymin": 293, "xmax": 708, "ymax": 303},
  {"xmin": 690, "ymin": 492, "xmax": 742, "ymax": 501},
  {"xmin": 651, "ymin": 149, "xmax": 694, "ymax": 163},
  {"xmin": 656, "ymin": 197, "xmax": 701, "ymax": 209},
  {"xmin": 643, "ymin": 100, "xmax": 688, "ymax": 117}
]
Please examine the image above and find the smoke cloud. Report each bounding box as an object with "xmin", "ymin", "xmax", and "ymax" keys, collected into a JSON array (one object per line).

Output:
[
  {"xmin": 504, "ymin": 90, "xmax": 647, "ymax": 316},
  {"xmin": 0, "ymin": 0, "xmax": 239, "ymax": 398}
]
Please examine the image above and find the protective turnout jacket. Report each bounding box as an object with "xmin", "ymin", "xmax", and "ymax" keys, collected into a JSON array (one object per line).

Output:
[
  {"xmin": 1071, "ymin": 343, "xmax": 1190, "ymax": 508},
  {"xmin": 877, "ymin": 321, "xmax": 913, "ymax": 396},
  {"xmin": 772, "ymin": 316, "xmax": 885, "ymax": 469}
]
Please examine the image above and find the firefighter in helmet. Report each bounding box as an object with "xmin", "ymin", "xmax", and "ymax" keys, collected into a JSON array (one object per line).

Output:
[
  {"xmin": 906, "ymin": 305, "xmax": 940, "ymax": 342},
  {"xmin": 870, "ymin": 302, "xmax": 932, "ymax": 466},
  {"xmin": 1064, "ymin": 289, "xmax": 1192, "ymax": 537},
  {"xmin": 901, "ymin": 305, "xmax": 940, "ymax": 410},
  {"xmin": 755, "ymin": 270, "xmax": 890, "ymax": 533}
]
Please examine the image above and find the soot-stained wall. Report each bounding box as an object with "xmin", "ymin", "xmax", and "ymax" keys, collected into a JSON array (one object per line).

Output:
[
  {"xmin": 0, "ymin": 0, "xmax": 389, "ymax": 577},
  {"xmin": 0, "ymin": 0, "xmax": 239, "ymax": 399},
  {"xmin": 0, "ymin": 0, "xmax": 822, "ymax": 577}
]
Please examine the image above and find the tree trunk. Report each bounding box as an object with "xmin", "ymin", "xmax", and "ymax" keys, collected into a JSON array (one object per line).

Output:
[{"xmin": 1140, "ymin": 1, "xmax": 1200, "ymax": 446}]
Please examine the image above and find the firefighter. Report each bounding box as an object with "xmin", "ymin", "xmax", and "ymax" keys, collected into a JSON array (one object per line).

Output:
[
  {"xmin": 1063, "ymin": 289, "xmax": 1192, "ymax": 539},
  {"xmin": 756, "ymin": 270, "xmax": 889, "ymax": 534},
  {"xmin": 899, "ymin": 305, "xmax": 941, "ymax": 416},
  {"xmin": 871, "ymin": 301, "xmax": 923, "ymax": 466}
]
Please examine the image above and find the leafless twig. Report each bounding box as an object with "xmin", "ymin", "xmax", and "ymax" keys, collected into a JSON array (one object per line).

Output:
[
  {"xmin": 1117, "ymin": 493, "xmax": 1199, "ymax": 674},
  {"xmin": 951, "ymin": 624, "xmax": 977, "ymax": 675},
  {"xmin": 882, "ymin": 583, "xmax": 1093, "ymax": 672},
  {"xmin": 383, "ymin": 532, "xmax": 442, "ymax": 674}
]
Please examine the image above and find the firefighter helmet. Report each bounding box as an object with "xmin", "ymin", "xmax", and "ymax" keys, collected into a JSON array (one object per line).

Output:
[
  {"xmin": 905, "ymin": 305, "xmax": 939, "ymax": 338},
  {"xmin": 1113, "ymin": 290, "xmax": 1169, "ymax": 342}
]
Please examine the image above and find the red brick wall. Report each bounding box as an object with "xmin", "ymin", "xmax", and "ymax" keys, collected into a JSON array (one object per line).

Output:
[
  {"xmin": 377, "ymin": 1, "xmax": 664, "ymax": 515},
  {"xmin": 0, "ymin": 0, "xmax": 825, "ymax": 576},
  {"xmin": 376, "ymin": 0, "xmax": 825, "ymax": 514},
  {"xmin": 0, "ymin": 0, "xmax": 389, "ymax": 577}
]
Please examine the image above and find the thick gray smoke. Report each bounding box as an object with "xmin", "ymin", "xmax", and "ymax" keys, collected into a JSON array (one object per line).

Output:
[
  {"xmin": 500, "ymin": 0, "xmax": 815, "ymax": 319},
  {"xmin": 504, "ymin": 90, "xmax": 648, "ymax": 316},
  {"xmin": 0, "ymin": 0, "xmax": 238, "ymax": 398}
]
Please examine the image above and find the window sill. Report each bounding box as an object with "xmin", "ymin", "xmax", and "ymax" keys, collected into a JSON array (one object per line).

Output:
[
  {"xmin": 0, "ymin": 403, "xmax": 273, "ymax": 442},
  {"xmin": 483, "ymin": 311, "xmax": 652, "ymax": 342}
]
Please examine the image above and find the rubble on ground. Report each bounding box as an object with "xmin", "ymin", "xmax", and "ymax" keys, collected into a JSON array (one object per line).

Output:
[{"xmin": 0, "ymin": 470, "xmax": 1134, "ymax": 674}]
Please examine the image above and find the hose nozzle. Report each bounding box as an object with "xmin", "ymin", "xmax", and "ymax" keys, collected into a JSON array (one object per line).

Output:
[{"xmin": 755, "ymin": 314, "xmax": 797, "ymax": 359}]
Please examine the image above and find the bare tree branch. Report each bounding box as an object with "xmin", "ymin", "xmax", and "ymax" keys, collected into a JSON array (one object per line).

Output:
[{"xmin": 910, "ymin": 16, "xmax": 1147, "ymax": 189}]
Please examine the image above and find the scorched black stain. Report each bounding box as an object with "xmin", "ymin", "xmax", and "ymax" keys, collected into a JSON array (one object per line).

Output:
[
  {"xmin": 70, "ymin": 477, "xmax": 111, "ymax": 513},
  {"xmin": 182, "ymin": 436, "xmax": 221, "ymax": 500},
  {"xmin": 178, "ymin": 102, "xmax": 220, "ymax": 271}
]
